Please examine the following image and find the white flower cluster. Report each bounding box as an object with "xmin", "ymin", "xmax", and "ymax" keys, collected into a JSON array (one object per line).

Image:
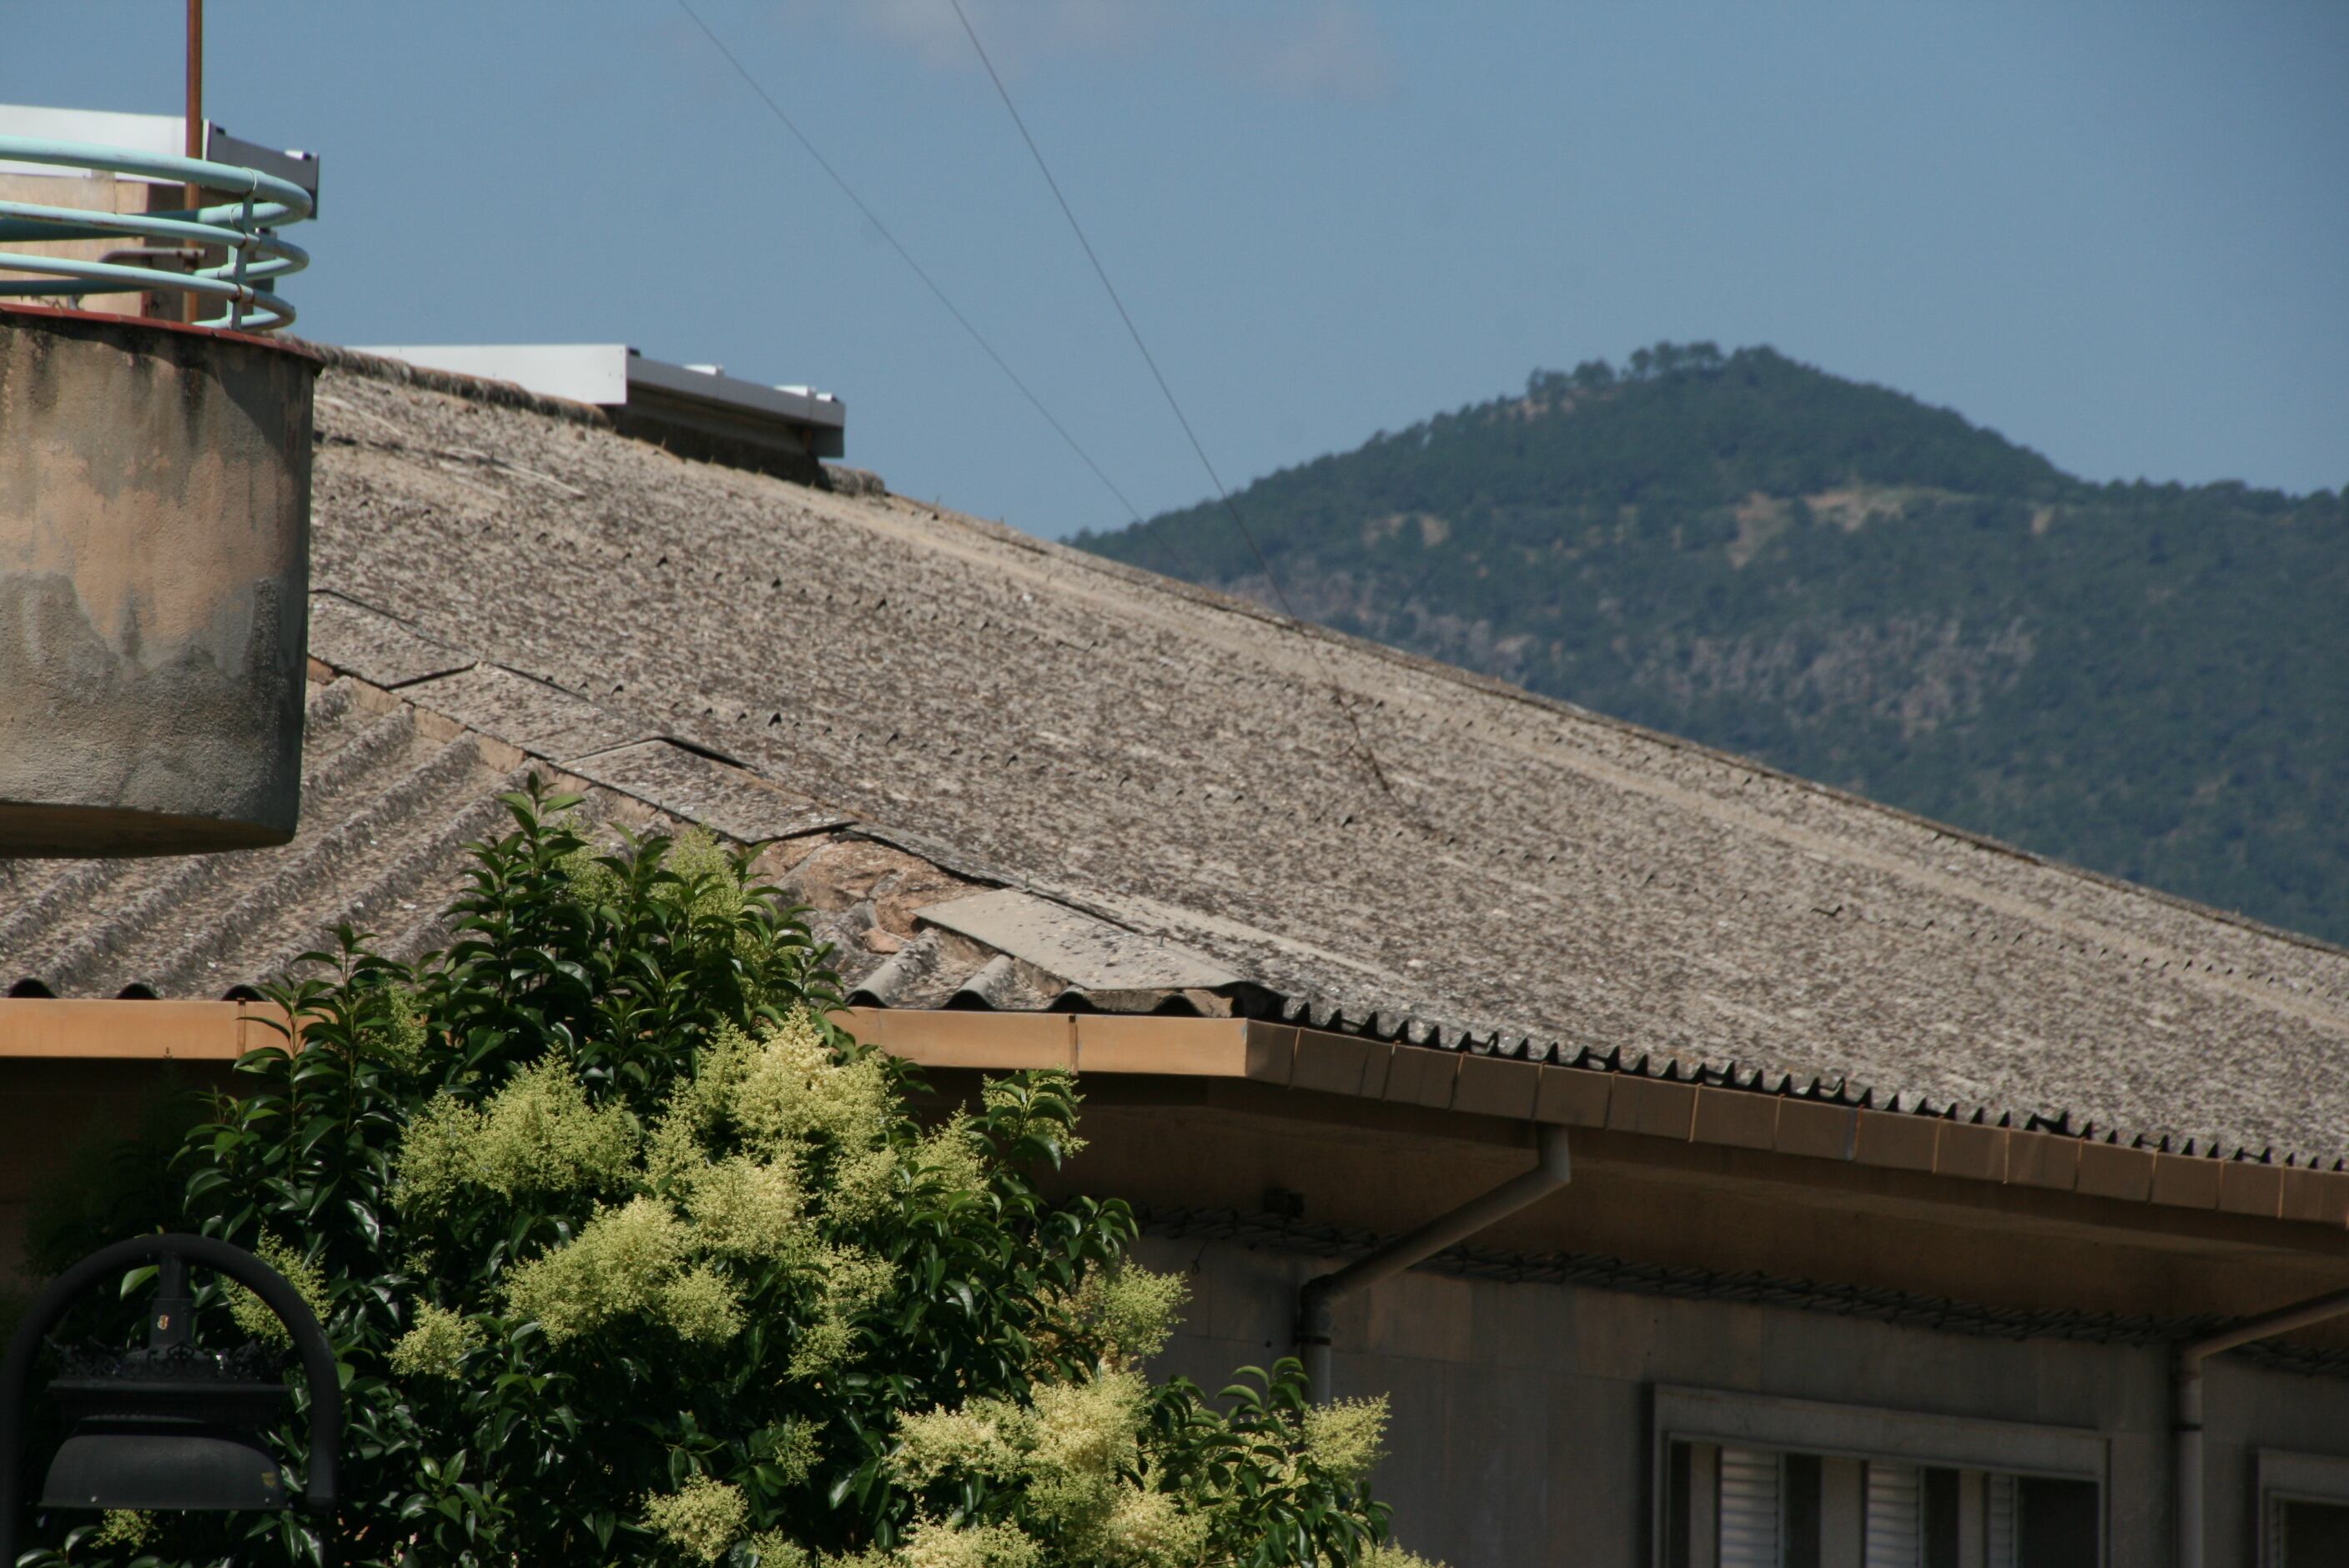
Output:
[
  {"xmin": 889, "ymin": 1370, "xmax": 1206, "ymax": 1568},
  {"xmin": 381, "ymin": 1007, "xmax": 1458, "ymax": 1568},
  {"xmin": 395, "ymin": 1054, "xmax": 639, "ymax": 1216},
  {"xmin": 646, "ymin": 1474, "xmax": 751, "ymax": 1563},
  {"xmin": 390, "ymin": 1012, "xmax": 915, "ymax": 1358},
  {"xmin": 1048, "ymin": 1264, "xmax": 1187, "ymax": 1369},
  {"xmin": 389, "ymin": 1301, "xmax": 481, "ymax": 1380},
  {"xmin": 228, "ymin": 1231, "xmax": 331, "ymax": 1347},
  {"xmin": 872, "ymin": 1357, "xmax": 1434, "ymax": 1568}
]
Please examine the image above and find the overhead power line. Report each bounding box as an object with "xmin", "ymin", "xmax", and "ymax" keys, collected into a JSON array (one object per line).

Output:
[
  {"xmin": 943, "ymin": 0, "xmax": 1423, "ymax": 825},
  {"xmin": 672, "ymin": 0, "xmax": 1190, "ymax": 579}
]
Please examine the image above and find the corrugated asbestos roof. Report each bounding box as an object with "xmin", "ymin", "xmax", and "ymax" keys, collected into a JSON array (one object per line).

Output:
[{"xmin": 7, "ymin": 346, "xmax": 2349, "ymax": 1171}]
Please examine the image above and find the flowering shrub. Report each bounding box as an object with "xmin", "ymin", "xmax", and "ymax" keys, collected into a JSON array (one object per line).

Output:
[{"xmin": 19, "ymin": 782, "xmax": 1432, "ymax": 1568}]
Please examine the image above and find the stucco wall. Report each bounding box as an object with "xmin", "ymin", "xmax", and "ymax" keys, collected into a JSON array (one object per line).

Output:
[
  {"xmin": 1132, "ymin": 1234, "xmax": 2349, "ymax": 1568},
  {"xmin": 0, "ymin": 307, "xmax": 315, "ymax": 854},
  {"xmin": 0, "ymin": 1059, "xmax": 234, "ymax": 1292}
]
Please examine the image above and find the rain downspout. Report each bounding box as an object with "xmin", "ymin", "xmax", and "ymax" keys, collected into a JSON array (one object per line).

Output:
[
  {"xmin": 1296, "ymin": 1125, "xmax": 1572, "ymax": 1400},
  {"xmin": 2175, "ymin": 1284, "xmax": 2349, "ymax": 1568}
]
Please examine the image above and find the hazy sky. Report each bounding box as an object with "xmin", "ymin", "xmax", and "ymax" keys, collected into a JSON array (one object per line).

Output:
[{"xmin": 12, "ymin": 2, "xmax": 2345, "ymax": 535}]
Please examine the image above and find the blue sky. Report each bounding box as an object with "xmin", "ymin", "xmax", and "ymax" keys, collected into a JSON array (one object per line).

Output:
[{"xmin": 12, "ymin": 2, "xmax": 2345, "ymax": 535}]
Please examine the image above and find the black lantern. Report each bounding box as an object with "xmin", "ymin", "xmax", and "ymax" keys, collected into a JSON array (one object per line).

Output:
[
  {"xmin": 40, "ymin": 1250, "xmax": 293, "ymax": 1513},
  {"xmin": 0, "ymin": 1234, "xmax": 341, "ymax": 1558}
]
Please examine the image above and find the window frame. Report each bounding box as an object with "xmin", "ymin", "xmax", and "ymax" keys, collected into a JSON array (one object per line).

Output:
[
  {"xmin": 1651, "ymin": 1385, "xmax": 2110, "ymax": 1568},
  {"xmin": 2257, "ymin": 1450, "xmax": 2349, "ymax": 1568}
]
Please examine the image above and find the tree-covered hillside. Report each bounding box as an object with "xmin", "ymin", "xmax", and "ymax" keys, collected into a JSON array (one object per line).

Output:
[{"xmin": 1075, "ymin": 345, "xmax": 2349, "ymax": 944}]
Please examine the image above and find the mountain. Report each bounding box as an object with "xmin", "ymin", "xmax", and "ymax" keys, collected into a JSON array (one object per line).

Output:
[{"xmin": 1074, "ymin": 344, "xmax": 2349, "ymax": 945}]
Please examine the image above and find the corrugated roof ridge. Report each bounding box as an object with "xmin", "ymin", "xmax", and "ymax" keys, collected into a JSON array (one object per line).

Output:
[
  {"xmin": 274, "ymin": 379, "xmax": 2349, "ymax": 1165},
  {"xmin": 360, "ymin": 766, "xmax": 545, "ymax": 969},
  {"xmin": 85, "ymin": 738, "xmax": 457, "ymax": 995},
  {"xmin": 149, "ymin": 638, "xmax": 2348, "ymax": 1163},
  {"xmin": 13, "ymin": 681, "xmax": 405, "ymax": 997},
  {"xmin": 0, "ymin": 679, "xmax": 370, "ymax": 971},
  {"xmin": 1260, "ymin": 993, "xmax": 2298, "ymax": 1166},
  {"xmin": 847, "ymin": 931, "xmax": 948, "ymax": 1010},
  {"xmin": 123, "ymin": 732, "xmax": 493, "ymax": 998},
  {"xmin": 307, "ymin": 579, "xmax": 868, "ymax": 850}
]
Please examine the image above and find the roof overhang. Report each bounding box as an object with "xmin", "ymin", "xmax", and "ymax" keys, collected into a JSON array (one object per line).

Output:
[{"xmin": 8, "ymin": 998, "xmax": 2341, "ymax": 1239}]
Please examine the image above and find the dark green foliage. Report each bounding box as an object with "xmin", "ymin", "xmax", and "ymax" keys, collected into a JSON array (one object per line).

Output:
[
  {"xmin": 13, "ymin": 784, "xmax": 1397, "ymax": 1568},
  {"xmin": 1076, "ymin": 344, "xmax": 2349, "ymax": 943}
]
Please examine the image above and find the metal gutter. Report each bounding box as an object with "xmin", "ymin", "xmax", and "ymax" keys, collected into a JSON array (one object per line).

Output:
[{"xmin": 1295, "ymin": 1125, "xmax": 1571, "ymax": 1400}]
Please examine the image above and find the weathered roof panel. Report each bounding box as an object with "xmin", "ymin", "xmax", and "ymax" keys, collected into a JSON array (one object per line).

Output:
[
  {"xmin": 394, "ymin": 665, "xmax": 647, "ymax": 761},
  {"xmin": 917, "ymin": 889, "xmax": 1242, "ymax": 993},
  {"xmin": 8, "ymin": 347, "xmax": 2349, "ymax": 1170},
  {"xmin": 566, "ymin": 740, "xmax": 851, "ymax": 845},
  {"xmin": 306, "ymin": 592, "xmax": 472, "ymax": 689}
]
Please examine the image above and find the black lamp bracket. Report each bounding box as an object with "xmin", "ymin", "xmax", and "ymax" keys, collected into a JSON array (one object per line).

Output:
[{"xmin": 0, "ymin": 1233, "xmax": 342, "ymax": 1559}]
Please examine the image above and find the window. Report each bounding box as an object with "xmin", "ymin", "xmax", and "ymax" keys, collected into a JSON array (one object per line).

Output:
[
  {"xmin": 2260, "ymin": 1451, "xmax": 2349, "ymax": 1568},
  {"xmin": 1662, "ymin": 1442, "xmax": 2097, "ymax": 1566},
  {"xmin": 2267, "ymin": 1499, "xmax": 2349, "ymax": 1566},
  {"xmin": 1654, "ymin": 1389, "xmax": 2106, "ymax": 1568}
]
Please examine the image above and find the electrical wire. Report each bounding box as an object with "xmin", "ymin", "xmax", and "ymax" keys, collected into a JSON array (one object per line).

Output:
[
  {"xmin": 672, "ymin": 0, "xmax": 1191, "ymax": 581},
  {"xmin": 943, "ymin": 0, "xmax": 1423, "ymax": 825}
]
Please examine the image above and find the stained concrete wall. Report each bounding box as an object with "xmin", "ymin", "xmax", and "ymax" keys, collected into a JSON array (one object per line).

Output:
[
  {"xmin": 0, "ymin": 306, "xmax": 316, "ymax": 854},
  {"xmin": 1134, "ymin": 1234, "xmax": 2349, "ymax": 1568}
]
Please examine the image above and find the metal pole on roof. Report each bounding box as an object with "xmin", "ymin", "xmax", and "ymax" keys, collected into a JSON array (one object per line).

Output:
[{"xmin": 183, "ymin": 0, "xmax": 203, "ymax": 322}]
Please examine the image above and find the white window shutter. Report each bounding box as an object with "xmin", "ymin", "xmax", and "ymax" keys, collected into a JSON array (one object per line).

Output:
[
  {"xmin": 1864, "ymin": 1461, "xmax": 1923, "ymax": 1568},
  {"xmin": 1985, "ymin": 1473, "xmax": 2019, "ymax": 1568},
  {"xmin": 1718, "ymin": 1447, "xmax": 1783, "ymax": 1568}
]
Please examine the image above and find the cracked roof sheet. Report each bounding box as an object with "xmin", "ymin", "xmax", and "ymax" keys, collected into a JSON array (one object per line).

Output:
[{"xmin": 7, "ymin": 347, "xmax": 2349, "ymax": 1169}]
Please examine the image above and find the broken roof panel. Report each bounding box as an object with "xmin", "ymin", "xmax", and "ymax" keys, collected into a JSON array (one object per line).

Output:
[{"xmin": 917, "ymin": 888, "xmax": 1243, "ymax": 993}]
